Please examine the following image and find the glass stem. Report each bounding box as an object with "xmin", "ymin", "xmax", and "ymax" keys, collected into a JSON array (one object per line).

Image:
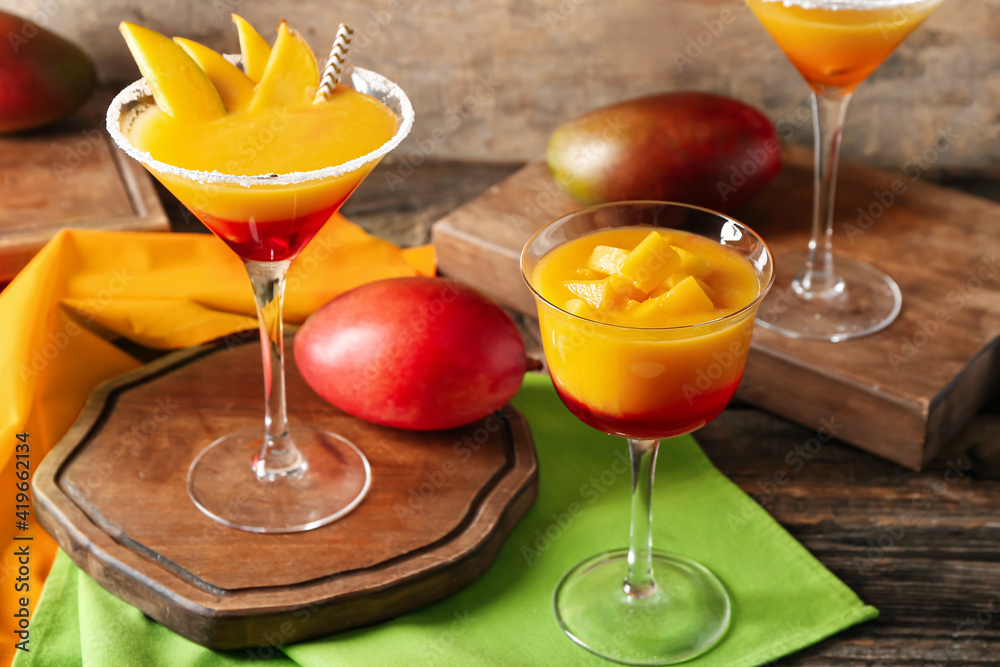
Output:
[
  {"xmin": 244, "ymin": 259, "xmax": 305, "ymax": 481},
  {"xmin": 795, "ymin": 90, "xmax": 853, "ymax": 300},
  {"xmin": 624, "ymin": 438, "xmax": 659, "ymax": 599}
]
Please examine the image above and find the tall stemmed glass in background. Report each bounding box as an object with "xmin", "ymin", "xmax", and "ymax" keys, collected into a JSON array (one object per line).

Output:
[
  {"xmin": 745, "ymin": 0, "xmax": 943, "ymax": 341},
  {"xmin": 522, "ymin": 202, "xmax": 774, "ymax": 664},
  {"xmin": 107, "ymin": 67, "xmax": 413, "ymax": 533}
]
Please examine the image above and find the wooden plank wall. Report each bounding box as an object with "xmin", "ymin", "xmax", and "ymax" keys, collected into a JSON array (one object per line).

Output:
[{"xmin": 4, "ymin": 0, "xmax": 996, "ymax": 175}]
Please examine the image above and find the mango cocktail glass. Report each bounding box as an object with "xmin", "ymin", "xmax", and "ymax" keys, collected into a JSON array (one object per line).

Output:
[
  {"xmin": 522, "ymin": 202, "xmax": 773, "ymax": 665},
  {"xmin": 107, "ymin": 66, "xmax": 413, "ymax": 534},
  {"xmin": 745, "ymin": 0, "xmax": 943, "ymax": 341}
]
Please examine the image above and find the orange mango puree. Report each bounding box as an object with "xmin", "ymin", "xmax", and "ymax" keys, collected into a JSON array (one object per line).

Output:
[
  {"xmin": 128, "ymin": 87, "xmax": 396, "ymax": 260},
  {"xmin": 532, "ymin": 227, "xmax": 761, "ymax": 439},
  {"xmin": 745, "ymin": 0, "xmax": 942, "ymax": 93},
  {"xmin": 128, "ymin": 86, "xmax": 396, "ymax": 254}
]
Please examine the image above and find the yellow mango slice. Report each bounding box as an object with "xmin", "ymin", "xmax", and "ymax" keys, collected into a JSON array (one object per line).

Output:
[
  {"xmin": 565, "ymin": 280, "xmax": 604, "ymax": 309},
  {"xmin": 619, "ymin": 231, "xmax": 682, "ymax": 294},
  {"xmin": 232, "ymin": 14, "xmax": 272, "ymax": 83},
  {"xmin": 648, "ymin": 272, "xmax": 717, "ymax": 299},
  {"xmin": 173, "ymin": 37, "xmax": 255, "ymax": 112},
  {"xmin": 631, "ymin": 275, "xmax": 715, "ymax": 324},
  {"xmin": 248, "ymin": 21, "xmax": 319, "ymax": 112},
  {"xmin": 587, "ymin": 245, "xmax": 628, "ymax": 275},
  {"xmin": 673, "ymin": 245, "xmax": 713, "ymax": 279},
  {"xmin": 565, "ymin": 298, "xmax": 600, "ymax": 320},
  {"xmin": 119, "ymin": 22, "xmax": 225, "ymax": 121},
  {"xmin": 565, "ymin": 275, "xmax": 644, "ymax": 312}
]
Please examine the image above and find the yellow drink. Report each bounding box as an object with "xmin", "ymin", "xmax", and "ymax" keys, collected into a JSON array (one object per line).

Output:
[
  {"xmin": 746, "ymin": 0, "xmax": 943, "ymax": 92},
  {"xmin": 532, "ymin": 227, "xmax": 761, "ymax": 438},
  {"xmin": 122, "ymin": 85, "xmax": 397, "ymax": 261}
]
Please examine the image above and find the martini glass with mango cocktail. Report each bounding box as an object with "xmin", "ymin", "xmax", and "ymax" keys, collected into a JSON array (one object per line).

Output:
[
  {"xmin": 522, "ymin": 202, "xmax": 773, "ymax": 664},
  {"xmin": 745, "ymin": 0, "xmax": 943, "ymax": 341},
  {"xmin": 107, "ymin": 17, "xmax": 413, "ymax": 533}
]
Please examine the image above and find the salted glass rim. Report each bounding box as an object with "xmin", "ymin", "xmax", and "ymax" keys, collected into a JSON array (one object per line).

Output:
[
  {"xmin": 105, "ymin": 65, "xmax": 414, "ymax": 187},
  {"xmin": 520, "ymin": 200, "xmax": 775, "ymax": 334}
]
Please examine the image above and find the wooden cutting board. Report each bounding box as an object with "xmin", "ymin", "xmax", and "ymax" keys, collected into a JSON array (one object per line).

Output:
[
  {"xmin": 432, "ymin": 146, "xmax": 1000, "ymax": 470},
  {"xmin": 0, "ymin": 92, "xmax": 168, "ymax": 282},
  {"xmin": 33, "ymin": 334, "xmax": 537, "ymax": 649}
]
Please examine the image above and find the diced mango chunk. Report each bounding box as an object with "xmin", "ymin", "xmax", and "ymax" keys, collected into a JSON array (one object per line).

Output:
[
  {"xmin": 619, "ymin": 232, "xmax": 682, "ymax": 294},
  {"xmin": 119, "ymin": 22, "xmax": 226, "ymax": 120},
  {"xmin": 630, "ymin": 275, "xmax": 716, "ymax": 324},
  {"xmin": 565, "ymin": 275, "xmax": 644, "ymax": 312},
  {"xmin": 232, "ymin": 14, "xmax": 272, "ymax": 83},
  {"xmin": 565, "ymin": 280, "xmax": 604, "ymax": 309},
  {"xmin": 248, "ymin": 21, "xmax": 319, "ymax": 112},
  {"xmin": 648, "ymin": 273, "xmax": 716, "ymax": 299},
  {"xmin": 564, "ymin": 298, "xmax": 606, "ymax": 323},
  {"xmin": 587, "ymin": 245, "xmax": 628, "ymax": 275},
  {"xmin": 673, "ymin": 245, "xmax": 713, "ymax": 279},
  {"xmin": 174, "ymin": 37, "xmax": 255, "ymax": 112}
]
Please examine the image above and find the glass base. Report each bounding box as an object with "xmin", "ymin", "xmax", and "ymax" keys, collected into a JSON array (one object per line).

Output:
[
  {"xmin": 554, "ymin": 549, "xmax": 731, "ymax": 665},
  {"xmin": 756, "ymin": 251, "xmax": 902, "ymax": 342},
  {"xmin": 187, "ymin": 425, "xmax": 371, "ymax": 534}
]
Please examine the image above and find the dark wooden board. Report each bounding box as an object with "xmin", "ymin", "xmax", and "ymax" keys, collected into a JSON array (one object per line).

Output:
[
  {"xmin": 431, "ymin": 146, "xmax": 1000, "ymax": 470},
  {"xmin": 0, "ymin": 91, "xmax": 169, "ymax": 282},
  {"xmin": 32, "ymin": 334, "xmax": 537, "ymax": 650}
]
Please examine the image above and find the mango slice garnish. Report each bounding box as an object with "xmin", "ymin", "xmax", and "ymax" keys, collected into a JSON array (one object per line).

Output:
[
  {"xmin": 232, "ymin": 14, "xmax": 272, "ymax": 83},
  {"xmin": 119, "ymin": 22, "xmax": 226, "ymax": 121},
  {"xmin": 173, "ymin": 37, "xmax": 254, "ymax": 112},
  {"xmin": 248, "ymin": 21, "xmax": 320, "ymax": 113}
]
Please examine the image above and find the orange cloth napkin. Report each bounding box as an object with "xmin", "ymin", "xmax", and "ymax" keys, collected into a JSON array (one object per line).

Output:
[{"xmin": 0, "ymin": 216, "xmax": 433, "ymax": 666}]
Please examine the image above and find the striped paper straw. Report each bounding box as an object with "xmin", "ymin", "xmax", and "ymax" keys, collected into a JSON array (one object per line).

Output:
[{"xmin": 313, "ymin": 23, "xmax": 354, "ymax": 103}]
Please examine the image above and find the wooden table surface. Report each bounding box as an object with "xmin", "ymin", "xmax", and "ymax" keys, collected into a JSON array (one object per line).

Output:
[{"xmin": 160, "ymin": 160, "xmax": 1000, "ymax": 665}]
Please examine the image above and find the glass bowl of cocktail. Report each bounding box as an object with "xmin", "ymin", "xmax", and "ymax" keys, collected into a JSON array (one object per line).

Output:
[
  {"xmin": 521, "ymin": 202, "xmax": 773, "ymax": 664},
  {"xmin": 107, "ymin": 19, "xmax": 413, "ymax": 533}
]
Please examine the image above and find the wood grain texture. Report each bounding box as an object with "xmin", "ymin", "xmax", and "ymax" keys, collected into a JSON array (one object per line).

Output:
[
  {"xmin": 698, "ymin": 407, "xmax": 1000, "ymax": 666},
  {"xmin": 4, "ymin": 0, "xmax": 996, "ymax": 175},
  {"xmin": 32, "ymin": 334, "xmax": 538, "ymax": 649},
  {"xmin": 0, "ymin": 91, "xmax": 168, "ymax": 280},
  {"xmin": 431, "ymin": 148, "xmax": 1000, "ymax": 469}
]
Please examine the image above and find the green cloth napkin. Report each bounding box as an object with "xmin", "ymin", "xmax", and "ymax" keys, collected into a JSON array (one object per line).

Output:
[{"xmin": 17, "ymin": 373, "xmax": 876, "ymax": 666}]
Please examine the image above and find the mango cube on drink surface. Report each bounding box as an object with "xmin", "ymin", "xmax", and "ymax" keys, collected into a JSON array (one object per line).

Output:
[
  {"xmin": 630, "ymin": 275, "xmax": 716, "ymax": 325},
  {"xmin": 587, "ymin": 245, "xmax": 628, "ymax": 275},
  {"xmin": 564, "ymin": 298, "xmax": 607, "ymax": 323},
  {"xmin": 618, "ymin": 232, "xmax": 682, "ymax": 293},
  {"xmin": 674, "ymin": 245, "xmax": 713, "ymax": 279},
  {"xmin": 649, "ymin": 273, "xmax": 716, "ymax": 300},
  {"xmin": 565, "ymin": 275, "xmax": 645, "ymax": 312}
]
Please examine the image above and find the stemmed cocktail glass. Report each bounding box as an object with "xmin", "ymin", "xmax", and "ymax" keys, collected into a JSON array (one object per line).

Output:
[
  {"xmin": 746, "ymin": 0, "xmax": 943, "ymax": 341},
  {"xmin": 522, "ymin": 202, "xmax": 774, "ymax": 664},
  {"xmin": 107, "ymin": 67, "xmax": 413, "ymax": 533}
]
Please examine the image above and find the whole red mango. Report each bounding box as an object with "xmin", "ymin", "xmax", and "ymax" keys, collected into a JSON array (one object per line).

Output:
[
  {"xmin": 294, "ymin": 277, "xmax": 526, "ymax": 431},
  {"xmin": 0, "ymin": 10, "xmax": 97, "ymax": 133},
  {"xmin": 547, "ymin": 92, "xmax": 781, "ymax": 213}
]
